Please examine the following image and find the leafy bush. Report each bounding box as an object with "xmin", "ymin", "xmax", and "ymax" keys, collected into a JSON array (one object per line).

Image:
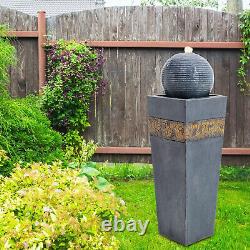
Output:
[
  {"xmin": 0, "ymin": 25, "xmax": 16, "ymax": 96},
  {"xmin": 0, "ymin": 163, "xmax": 124, "ymax": 249},
  {"xmin": 42, "ymin": 40, "xmax": 107, "ymax": 134},
  {"xmin": 0, "ymin": 96, "xmax": 64, "ymax": 175},
  {"xmin": 64, "ymin": 130, "xmax": 97, "ymax": 166}
]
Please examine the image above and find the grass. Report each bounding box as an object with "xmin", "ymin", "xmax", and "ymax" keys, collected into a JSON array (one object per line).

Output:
[
  {"xmin": 95, "ymin": 163, "xmax": 250, "ymax": 248},
  {"xmin": 113, "ymin": 180, "xmax": 250, "ymax": 250}
]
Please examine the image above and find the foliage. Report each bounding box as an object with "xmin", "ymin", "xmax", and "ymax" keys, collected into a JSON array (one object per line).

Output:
[
  {"xmin": 42, "ymin": 39, "xmax": 107, "ymax": 135},
  {"xmin": 0, "ymin": 163, "xmax": 124, "ymax": 249},
  {"xmin": 220, "ymin": 165, "xmax": 250, "ymax": 181},
  {"xmin": 80, "ymin": 162, "xmax": 112, "ymax": 192},
  {"xmin": 64, "ymin": 130, "xmax": 97, "ymax": 166},
  {"xmin": 67, "ymin": 161, "xmax": 112, "ymax": 192},
  {"xmin": 0, "ymin": 150, "xmax": 12, "ymax": 177},
  {"xmin": 141, "ymin": 0, "xmax": 219, "ymax": 8},
  {"xmin": 0, "ymin": 96, "xmax": 64, "ymax": 176},
  {"xmin": 95, "ymin": 163, "xmax": 250, "ymax": 182},
  {"xmin": 96, "ymin": 163, "xmax": 153, "ymax": 181},
  {"xmin": 238, "ymin": 10, "xmax": 250, "ymax": 93},
  {"xmin": 0, "ymin": 25, "xmax": 16, "ymax": 96},
  {"xmin": 115, "ymin": 180, "xmax": 250, "ymax": 250}
]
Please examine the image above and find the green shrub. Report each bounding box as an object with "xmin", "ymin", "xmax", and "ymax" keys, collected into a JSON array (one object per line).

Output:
[
  {"xmin": 0, "ymin": 25, "xmax": 16, "ymax": 96},
  {"xmin": 0, "ymin": 163, "xmax": 124, "ymax": 249},
  {"xmin": 42, "ymin": 40, "xmax": 107, "ymax": 134},
  {"xmin": 95, "ymin": 163, "xmax": 154, "ymax": 181},
  {"xmin": 0, "ymin": 96, "xmax": 64, "ymax": 175},
  {"xmin": 64, "ymin": 130, "xmax": 97, "ymax": 166},
  {"xmin": 0, "ymin": 150, "xmax": 12, "ymax": 177},
  {"xmin": 220, "ymin": 166, "xmax": 250, "ymax": 181}
]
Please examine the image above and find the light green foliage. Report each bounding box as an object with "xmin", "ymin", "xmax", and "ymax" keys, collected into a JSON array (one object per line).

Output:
[
  {"xmin": 0, "ymin": 96, "xmax": 64, "ymax": 176},
  {"xmin": 141, "ymin": 0, "xmax": 218, "ymax": 8},
  {"xmin": 79, "ymin": 162, "xmax": 113, "ymax": 192},
  {"xmin": 115, "ymin": 179, "xmax": 250, "ymax": 250},
  {"xmin": 67, "ymin": 161, "xmax": 112, "ymax": 192},
  {"xmin": 0, "ymin": 163, "xmax": 124, "ymax": 249},
  {"xmin": 238, "ymin": 10, "xmax": 250, "ymax": 92},
  {"xmin": 0, "ymin": 25, "xmax": 16, "ymax": 96},
  {"xmin": 64, "ymin": 130, "xmax": 97, "ymax": 166}
]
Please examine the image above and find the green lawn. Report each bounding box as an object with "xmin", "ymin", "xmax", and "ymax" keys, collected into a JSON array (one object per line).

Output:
[{"xmin": 113, "ymin": 180, "xmax": 250, "ymax": 250}]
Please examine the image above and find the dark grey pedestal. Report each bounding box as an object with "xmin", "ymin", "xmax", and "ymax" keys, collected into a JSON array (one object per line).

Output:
[{"xmin": 148, "ymin": 95, "xmax": 227, "ymax": 246}]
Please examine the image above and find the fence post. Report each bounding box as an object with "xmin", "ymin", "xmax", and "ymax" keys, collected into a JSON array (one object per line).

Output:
[{"xmin": 38, "ymin": 11, "xmax": 46, "ymax": 93}]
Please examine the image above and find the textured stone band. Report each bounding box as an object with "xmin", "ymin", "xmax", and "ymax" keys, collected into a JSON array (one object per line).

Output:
[{"xmin": 148, "ymin": 117, "xmax": 225, "ymax": 142}]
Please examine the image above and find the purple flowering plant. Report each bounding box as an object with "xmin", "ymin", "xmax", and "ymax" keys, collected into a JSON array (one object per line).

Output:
[{"xmin": 42, "ymin": 39, "xmax": 107, "ymax": 134}]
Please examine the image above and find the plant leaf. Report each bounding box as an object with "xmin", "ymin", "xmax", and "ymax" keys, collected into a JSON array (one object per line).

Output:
[
  {"xmin": 96, "ymin": 176, "xmax": 110, "ymax": 191},
  {"xmin": 80, "ymin": 167, "xmax": 100, "ymax": 178},
  {"xmin": 81, "ymin": 161, "xmax": 96, "ymax": 169}
]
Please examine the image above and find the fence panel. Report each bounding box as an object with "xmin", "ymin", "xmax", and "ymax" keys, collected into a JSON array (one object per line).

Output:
[
  {"xmin": 46, "ymin": 6, "xmax": 250, "ymax": 151},
  {"xmin": 1, "ymin": 6, "xmax": 250, "ymax": 162}
]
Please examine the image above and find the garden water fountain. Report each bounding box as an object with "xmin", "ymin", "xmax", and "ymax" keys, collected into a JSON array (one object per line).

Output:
[{"xmin": 148, "ymin": 47, "xmax": 227, "ymax": 245}]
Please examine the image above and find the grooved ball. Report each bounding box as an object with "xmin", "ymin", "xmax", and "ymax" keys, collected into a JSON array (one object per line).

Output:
[{"xmin": 161, "ymin": 52, "xmax": 214, "ymax": 99}]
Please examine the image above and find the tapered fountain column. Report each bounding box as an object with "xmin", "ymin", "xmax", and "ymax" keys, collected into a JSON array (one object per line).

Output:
[{"xmin": 148, "ymin": 47, "xmax": 227, "ymax": 246}]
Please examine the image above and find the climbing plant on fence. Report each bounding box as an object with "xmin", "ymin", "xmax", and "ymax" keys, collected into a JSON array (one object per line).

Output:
[
  {"xmin": 42, "ymin": 40, "xmax": 107, "ymax": 134},
  {"xmin": 238, "ymin": 10, "xmax": 250, "ymax": 93},
  {"xmin": 42, "ymin": 40, "xmax": 107, "ymax": 164}
]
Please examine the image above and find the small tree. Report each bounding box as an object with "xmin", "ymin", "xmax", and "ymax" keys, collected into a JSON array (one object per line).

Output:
[{"xmin": 141, "ymin": 0, "xmax": 219, "ymax": 9}]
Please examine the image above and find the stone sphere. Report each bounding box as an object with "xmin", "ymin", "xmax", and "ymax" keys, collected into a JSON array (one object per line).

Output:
[{"xmin": 161, "ymin": 49, "xmax": 214, "ymax": 99}]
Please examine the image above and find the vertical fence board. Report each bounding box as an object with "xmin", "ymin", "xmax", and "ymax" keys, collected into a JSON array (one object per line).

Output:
[
  {"xmin": 200, "ymin": 8, "xmax": 207, "ymax": 42},
  {"xmin": 161, "ymin": 7, "xmax": 170, "ymax": 40},
  {"xmin": 177, "ymin": 7, "xmax": 185, "ymax": 41},
  {"xmin": 228, "ymin": 50, "xmax": 239, "ymax": 147},
  {"xmin": 110, "ymin": 49, "xmax": 126, "ymax": 146}
]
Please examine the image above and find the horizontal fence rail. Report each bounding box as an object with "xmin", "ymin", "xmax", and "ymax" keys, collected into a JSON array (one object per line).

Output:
[
  {"xmin": 8, "ymin": 31, "xmax": 39, "ymax": 37},
  {"xmin": 85, "ymin": 41, "xmax": 244, "ymax": 49},
  {"xmin": 96, "ymin": 147, "xmax": 250, "ymax": 155}
]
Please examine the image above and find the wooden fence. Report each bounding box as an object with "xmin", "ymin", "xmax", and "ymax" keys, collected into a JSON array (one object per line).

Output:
[{"xmin": 1, "ymin": 6, "xmax": 250, "ymax": 164}]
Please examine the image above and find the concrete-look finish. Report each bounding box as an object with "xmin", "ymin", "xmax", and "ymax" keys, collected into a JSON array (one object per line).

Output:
[
  {"xmin": 148, "ymin": 95, "xmax": 227, "ymax": 246},
  {"xmin": 148, "ymin": 94, "xmax": 227, "ymax": 122}
]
